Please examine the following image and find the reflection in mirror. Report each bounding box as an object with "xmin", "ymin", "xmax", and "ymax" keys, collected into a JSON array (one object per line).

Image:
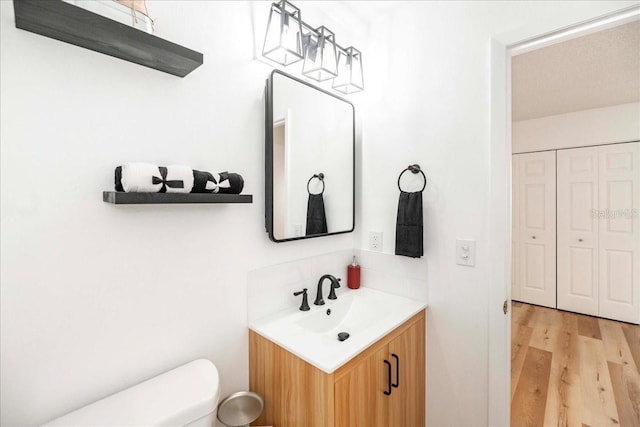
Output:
[{"xmin": 266, "ymin": 70, "xmax": 355, "ymax": 242}]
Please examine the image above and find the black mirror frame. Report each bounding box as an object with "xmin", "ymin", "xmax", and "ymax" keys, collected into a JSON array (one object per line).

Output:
[{"xmin": 265, "ymin": 69, "xmax": 356, "ymax": 243}]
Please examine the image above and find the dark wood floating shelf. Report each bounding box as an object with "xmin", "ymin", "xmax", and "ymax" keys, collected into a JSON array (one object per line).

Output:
[
  {"xmin": 13, "ymin": 0, "xmax": 203, "ymax": 77},
  {"xmin": 103, "ymin": 192, "xmax": 253, "ymax": 205}
]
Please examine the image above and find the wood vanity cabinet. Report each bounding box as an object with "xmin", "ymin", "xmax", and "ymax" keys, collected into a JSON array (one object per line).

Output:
[{"xmin": 249, "ymin": 310, "xmax": 425, "ymax": 427}]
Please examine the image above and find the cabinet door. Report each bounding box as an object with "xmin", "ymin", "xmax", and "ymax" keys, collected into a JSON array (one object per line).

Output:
[
  {"xmin": 598, "ymin": 142, "xmax": 640, "ymax": 324},
  {"xmin": 557, "ymin": 147, "xmax": 599, "ymax": 316},
  {"xmin": 388, "ymin": 317, "xmax": 426, "ymax": 427},
  {"xmin": 334, "ymin": 344, "xmax": 391, "ymax": 427},
  {"xmin": 517, "ymin": 151, "xmax": 557, "ymax": 308}
]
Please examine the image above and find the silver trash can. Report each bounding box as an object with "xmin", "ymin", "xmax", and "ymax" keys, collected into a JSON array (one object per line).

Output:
[{"xmin": 216, "ymin": 391, "xmax": 265, "ymax": 427}]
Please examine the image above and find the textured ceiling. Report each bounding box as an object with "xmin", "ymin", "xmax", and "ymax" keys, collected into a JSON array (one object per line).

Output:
[{"xmin": 512, "ymin": 20, "xmax": 640, "ymax": 121}]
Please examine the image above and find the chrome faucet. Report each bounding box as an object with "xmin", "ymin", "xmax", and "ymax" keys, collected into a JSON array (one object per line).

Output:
[{"xmin": 314, "ymin": 274, "xmax": 341, "ymax": 306}]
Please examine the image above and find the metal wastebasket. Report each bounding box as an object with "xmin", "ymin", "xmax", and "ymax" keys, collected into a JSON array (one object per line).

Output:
[{"xmin": 217, "ymin": 391, "xmax": 266, "ymax": 427}]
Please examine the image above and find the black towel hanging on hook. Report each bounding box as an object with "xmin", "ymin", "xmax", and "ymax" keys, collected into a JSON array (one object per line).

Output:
[
  {"xmin": 395, "ymin": 164, "xmax": 425, "ymax": 258},
  {"xmin": 306, "ymin": 173, "xmax": 327, "ymax": 235}
]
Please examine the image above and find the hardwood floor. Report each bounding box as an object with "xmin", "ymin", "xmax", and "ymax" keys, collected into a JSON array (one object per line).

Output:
[{"xmin": 511, "ymin": 302, "xmax": 640, "ymax": 427}]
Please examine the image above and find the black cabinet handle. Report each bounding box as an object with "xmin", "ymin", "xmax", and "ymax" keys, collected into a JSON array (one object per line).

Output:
[
  {"xmin": 383, "ymin": 360, "xmax": 392, "ymax": 396},
  {"xmin": 391, "ymin": 353, "xmax": 399, "ymax": 388}
]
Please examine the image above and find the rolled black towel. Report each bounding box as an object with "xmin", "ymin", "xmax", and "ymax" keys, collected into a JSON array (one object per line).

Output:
[
  {"xmin": 217, "ymin": 172, "xmax": 244, "ymax": 194},
  {"xmin": 306, "ymin": 193, "xmax": 328, "ymax": 235},
  {"xmin": 395, "ymin": 191, "xmax": 423, "ymax": 258},
  {"xmin": 191, "ymin": 171, "xmax": 244, "ymax": 194},
  {"xmin": 192, "ymin": 170, "xmax": 216, "ymax": 193}
]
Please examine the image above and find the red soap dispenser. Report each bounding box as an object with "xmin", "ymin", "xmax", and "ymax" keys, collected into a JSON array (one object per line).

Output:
[{"xmin": 347, "ymin": 256, "xmax": 361, "ymax": 289}]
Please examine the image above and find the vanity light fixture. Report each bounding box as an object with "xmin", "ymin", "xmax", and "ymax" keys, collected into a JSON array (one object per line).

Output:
[
  {"xmin": 302, "ymin": 26, "xmax": 338, "ymax": 81},
  {"xmin": 262, "ymin": 0, "xmax": 304, "ymax": 66},
  {"xmin": 262, "ymin": 0, "xmax": 364, "ymax": 93},
  {"xmin": 332, "ymin": 46, "xmax": 364, "ymax": 94}
]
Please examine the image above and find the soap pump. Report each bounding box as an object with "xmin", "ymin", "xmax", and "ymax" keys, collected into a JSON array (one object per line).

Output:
[{"xmin": 347, "ymin": 256, "xmax": 361, "ymax": 289}]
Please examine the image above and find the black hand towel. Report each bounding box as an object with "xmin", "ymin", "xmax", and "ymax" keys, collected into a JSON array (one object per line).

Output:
[
  {"xmin": 306, "ymin": 193, "xmax": 328, "ymax": 236},
  {"xmin": 395, "ymin": 191, "xmax": 423, "ymax": 258}
]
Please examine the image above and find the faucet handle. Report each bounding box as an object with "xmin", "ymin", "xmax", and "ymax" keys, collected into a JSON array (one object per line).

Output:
[
  {"xmin": 293, "ymin": 288, "xmax": 310, "ymax": 311},
  {"xmin": 328, "ymin": 278, "xmax": 341, "ymax": 300}
]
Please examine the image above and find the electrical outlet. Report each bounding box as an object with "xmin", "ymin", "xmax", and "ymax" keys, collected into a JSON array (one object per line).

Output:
[
  {"xmin": 456, "ymin": 239, "xmax": 476, "ymax": 266},
  {"xmin": 369, "ymin": 231, "xmax": 383, "ymax": 252}
]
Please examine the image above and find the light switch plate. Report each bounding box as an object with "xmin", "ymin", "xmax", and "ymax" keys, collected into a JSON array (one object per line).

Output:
[{"xmin": 456, "ymin": 239, "xmax": 476, "ymax": 266}]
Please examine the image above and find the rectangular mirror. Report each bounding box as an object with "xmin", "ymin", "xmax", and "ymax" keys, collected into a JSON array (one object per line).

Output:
[{"xmin": 265, "ymin": 70, "xmax": 355, "ymax": 242}]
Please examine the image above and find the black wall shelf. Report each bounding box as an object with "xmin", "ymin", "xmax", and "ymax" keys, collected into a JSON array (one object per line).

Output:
[
  {"xmin": 103, "ymin": 192, "xmax": 253, "ymax": 205},
  {"xmin": 13, "ymin": 0, "xmax": 203, "ymax": 77}
]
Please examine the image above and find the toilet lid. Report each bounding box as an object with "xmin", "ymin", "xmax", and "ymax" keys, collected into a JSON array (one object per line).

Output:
[{"xmin": 217, "ymin": 391, "xmax": 264, "ymax": 427}]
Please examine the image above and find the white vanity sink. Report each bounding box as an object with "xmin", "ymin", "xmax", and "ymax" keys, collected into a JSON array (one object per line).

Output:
[{"xmin": 249, "ymin": 287, "xmax": 426, "ymax": 373}]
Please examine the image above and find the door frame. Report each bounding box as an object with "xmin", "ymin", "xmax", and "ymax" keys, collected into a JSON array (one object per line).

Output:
[{"xmin": 487, "ymin": 5, "xmax": 640, "ymax": 425}]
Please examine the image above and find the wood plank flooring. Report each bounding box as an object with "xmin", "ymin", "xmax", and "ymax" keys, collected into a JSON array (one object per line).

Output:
[{"xmin": 511, "ymin": 302, "xmax": 640, "ymax": 427}]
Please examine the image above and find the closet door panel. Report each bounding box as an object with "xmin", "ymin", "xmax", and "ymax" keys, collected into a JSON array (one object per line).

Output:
[
  {"xmin": 598, "ymin": 142, "xmax": 640, "ymax": 324},
  {"xmin": 518, "ymin": 151, "xmax": 557, "ymax": 308},
  {"xmin": 522, "ymin": 243, "xmax": 547, "ymax": 288},
  {"xmin": 557, "ymin": 147, "xmax": 599, "ymax": 316}
]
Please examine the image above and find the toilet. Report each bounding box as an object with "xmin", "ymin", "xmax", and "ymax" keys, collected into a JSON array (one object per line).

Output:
[{"xmin": 43, "ymin": 359, "xmax": 220, "ymax": 426}]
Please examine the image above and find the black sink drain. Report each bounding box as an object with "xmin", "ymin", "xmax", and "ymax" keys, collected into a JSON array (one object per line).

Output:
[{"xmin": 337, "ymin": 332, "xmax": 350, "ymax": 342}]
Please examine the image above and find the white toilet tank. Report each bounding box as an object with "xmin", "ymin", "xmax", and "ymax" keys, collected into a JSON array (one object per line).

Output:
[{"xmin": 43, "ymin": 359, "xmax": 220, "ymax": 427}]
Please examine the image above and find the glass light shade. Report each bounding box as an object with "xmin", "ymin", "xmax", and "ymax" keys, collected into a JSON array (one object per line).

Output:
[
  {"xmin": 302, "ymin": 26, "xmax": 338, "ymax": 82},
  {"xmin": 332, "ymin": 47, "xmax": 364, "ymax": 94},
  {"xmin": 262, "ymin": 0, "xmax": 304, "ymax": 66}
]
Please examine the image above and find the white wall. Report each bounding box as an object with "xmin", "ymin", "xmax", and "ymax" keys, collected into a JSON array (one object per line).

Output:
[
  {"xmin": 3, "ymin": 1, "xmax": 638, "ymax": 426},
  {"xmin": 246, "ymin": 248, "xmax": 428, "ymax": 325},
  {"xmin": 0, "ymin": 2, "xmax": 367, "ymax": 425},
  {"xmin": 359, "ymin": 2, "xmax": 638, "ymax": 426},
  {"xmin": 513, "ymin": 102, "xmax": 640, "ymax": 153}
]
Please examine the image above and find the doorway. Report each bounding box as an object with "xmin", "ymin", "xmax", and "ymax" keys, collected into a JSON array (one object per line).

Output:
[
  {"xmin": 273, "ymin": 119, "xmax": 287, "ymax": 237},
  {"xmin": 508, "ymin": 17, "xmax": 640, "ymax": 426},
  {"xmin": 487, "ymin": 6, "xmax": 640, "ymax": 426}
]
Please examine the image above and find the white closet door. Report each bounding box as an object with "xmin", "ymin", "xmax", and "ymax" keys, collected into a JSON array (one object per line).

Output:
[
  {"xmin": 598, "ymin": 142, "xmax": 640, "ymax": 324},
  {"xmin": 517, "ymin": 151, "xmax": 557, "ymax": 308},
  {"xmin": 557, "ymin": 147, "xmax": 599, "ymax": 316},
  {"xmin": 512, "ymin": 156, "xmax": 520, "ymax": 301}
]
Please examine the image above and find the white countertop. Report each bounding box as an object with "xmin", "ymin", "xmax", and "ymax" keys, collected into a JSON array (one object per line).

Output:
[{"xmin": 249, "ymin": 287, "xmax": 426, "ymax": 373}]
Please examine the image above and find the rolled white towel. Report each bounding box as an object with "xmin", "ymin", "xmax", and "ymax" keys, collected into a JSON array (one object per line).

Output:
[
  {"xmin": 121, "ymin": 163, "xmax": 163, "ymax": 193},
  {"xmin": 164, "ymin": 165, "xmax": 194, "ymax": 193}
]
